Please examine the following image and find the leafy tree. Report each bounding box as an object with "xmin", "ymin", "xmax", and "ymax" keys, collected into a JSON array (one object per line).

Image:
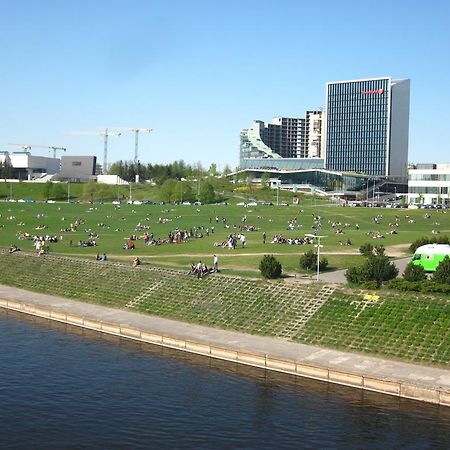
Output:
[
  {"xmin": 433, "ymin": 256, "xmax": 450, "ymax": 284},
  {"xmin": 176, "ymin": 181, "xmax": 194, "ymax": 203},
  {"xmin": 208, "ymin": 163, "xmax": 219, "ymax": 177},
  {"xmin": 51, "ymin": 183, "xmax": 67, "ymax": 200},
  {"xmin": 403, "ymin": 263, "xmax": 427, "ymax": 282},
  {"xmin": 199, "ymin": 182, "xmax": 216, "ymax": 204},
  {"xmin": 259, "ymin": 255, "xmax": 282, "ymax": 279},
  {"xmin": 261, "ymin": 172, "xmax": 271, "ymax": 190},
  {"xmin": 159, "ymin": 179, "xmax": 177, "ymax": 203},
  {"xmin": 83, "ymin": 180, "xmax": 97, "ymax": 202},
  {"xmin": 43, "ymin": 182, "xmax": 52, "ymax": 201},
  {"xmin": 222, "ymin": 164, "xmax": 232, "ymax": 176}
]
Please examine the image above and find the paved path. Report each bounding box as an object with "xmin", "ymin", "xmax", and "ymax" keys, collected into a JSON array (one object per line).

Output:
[
  {"xmin": 0, "ymin": 284, "xmax": 448, "ymax": 400},
  {"xmin": 317, "ymin": 257, "xmax": 411, "ymax": 284}
]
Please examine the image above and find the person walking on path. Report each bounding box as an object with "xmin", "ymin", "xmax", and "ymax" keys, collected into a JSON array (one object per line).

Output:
[{"xmin": 213, "ymin": 254, "xmax": 219, "ymax": 273}]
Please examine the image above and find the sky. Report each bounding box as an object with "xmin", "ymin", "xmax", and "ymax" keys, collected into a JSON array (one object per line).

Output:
[{"xmin": 1, "ymin": 0, "xmax": 449, "ymax": 170}]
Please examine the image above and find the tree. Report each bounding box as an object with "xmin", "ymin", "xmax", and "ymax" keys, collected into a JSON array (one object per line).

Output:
[
  {"xmin": 43, "ymin": 182, "xmax": 52, "ymax": 201},
  {"xmin": 83, "ymin": 180, "xmax": 97, "ymax": 202},
  {"xmin": 433, "ymin": 256, "xmax": 450, "ymax": 284},
  {"xmin": 261, "ymin": 172, "xmax": 271, "ymax": 190},
  {"xmin": 208, "ymin": 163, "xmax": 219, "ymax": 177},
  {"xmin": 51, "ymin": 183, "xmax": 66, "ymax": 200},
  {"xmin": 403, "ymin": 263, "xmax": 427, "ymax": 282},
  {"xmin": 159, "ymin": 179, "xmax": 177, "ymax": 203},
  {"xmin": 259, "ymin": 255, "xmax": 282, "ymax": 279},
  {"xmin": 222, "ymin": 164, "xmax": 232, "ymax": 176},
  {"xmin": 199, "ymin": 182, "xmax": 216, "ymax": 204}
]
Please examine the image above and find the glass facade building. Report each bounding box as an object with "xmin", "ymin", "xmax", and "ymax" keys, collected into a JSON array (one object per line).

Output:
[{"xmin": 325, "ymin": 77, "xmax": 410, "ymax": 179}]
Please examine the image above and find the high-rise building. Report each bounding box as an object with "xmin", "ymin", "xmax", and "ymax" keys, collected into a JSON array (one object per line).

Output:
[
  {"xmin": 324, "ymin": 77, "xmax": 410, "ymax": 179},
  {"xmin": 240, "ymin": 110, "xmax": 323, "ymax": 167}
]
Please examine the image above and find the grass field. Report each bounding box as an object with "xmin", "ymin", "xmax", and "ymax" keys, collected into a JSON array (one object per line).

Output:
[
  {"xmin": 1, "ymin": 199, "xmax": 449, "ymax": 275},
  {"xmin": 1, "ymin": 251, "xmax": 448, "ymax": 366}
]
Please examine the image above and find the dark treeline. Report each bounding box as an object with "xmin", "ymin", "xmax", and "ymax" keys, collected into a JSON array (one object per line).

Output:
[{"xmin": 108, "ymin": 160, "xmax": 229, "ymax": 182}]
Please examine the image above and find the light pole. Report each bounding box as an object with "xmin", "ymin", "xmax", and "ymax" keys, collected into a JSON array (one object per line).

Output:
[
  {"xmin": 276, "ymin": 179, "xmax": 280, "ymax": 206},
  {"xmin": 305, "ymin": 234, "xmax": 326, "ymax": 281},
  {"xmin": 67, "ymin": 182, "xmax": 70, "ymax": 203}
]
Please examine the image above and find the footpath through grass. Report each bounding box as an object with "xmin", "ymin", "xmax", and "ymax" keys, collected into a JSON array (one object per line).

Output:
[{"xmin": 1, "ymin": 251, "xmax": 448, "ymax": 367}]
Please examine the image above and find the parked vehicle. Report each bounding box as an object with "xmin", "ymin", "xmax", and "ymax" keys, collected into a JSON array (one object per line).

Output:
[{"xmin": 410, "ymin": 244, "xmax": 450, "ymax": 272}]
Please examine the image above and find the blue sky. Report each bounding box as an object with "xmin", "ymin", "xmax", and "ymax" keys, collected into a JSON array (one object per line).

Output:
[{"xmin": 1, "ymin": 0, "xmax": 449, "ymax": 170}]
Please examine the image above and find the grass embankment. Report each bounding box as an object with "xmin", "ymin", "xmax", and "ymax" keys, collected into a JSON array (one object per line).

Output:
[{"xmin": 1, "ymin": 251, "xmax": 448, "ymax": 366}]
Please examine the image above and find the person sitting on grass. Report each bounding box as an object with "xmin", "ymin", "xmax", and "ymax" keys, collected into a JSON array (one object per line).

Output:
[
  {"xmin": 8, "ymin": 244, "xmax": 19, "ymax": 254},
  {"xmin": 132, "ymin": 257, "xmax": 141, "ymax": 268}
]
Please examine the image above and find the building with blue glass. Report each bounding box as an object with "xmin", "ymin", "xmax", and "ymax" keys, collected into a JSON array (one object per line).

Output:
[{"xmin": 324, "ymin": 77, "xmax": 410, "ymax": 179}]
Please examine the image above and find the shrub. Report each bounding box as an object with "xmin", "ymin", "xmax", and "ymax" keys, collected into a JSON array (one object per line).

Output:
[
  {"xmin": 299, "ymin": 251, "xmax": 328, "ymax": 272},
  {"xmin": 345, "ymin": 255, "xmax": 398, "ymax": 288},
  {"xmin": 259, "ymin": 255, "xmax": 282, "ymax": 279},
  {"xmin": 299, "ymin": 250, "xmax": 316, "ymax": 271},
  {"xmin": 433, "ymin": 256, "xmax": 450, "ymax": 285},
  {"xmin": 403, "ymin": 263, "xmax": 427, "ymax": 282},
  {"xmin": 359, "ymin": 243, "xmax": 374, "ymax": 257},
  {"xmin": 345, "ymin": 265, "xmax": 369, "ymax": 285},
  {"xmin": 386, "ymin": 279, "xmax": 450, "ymax": 294}
]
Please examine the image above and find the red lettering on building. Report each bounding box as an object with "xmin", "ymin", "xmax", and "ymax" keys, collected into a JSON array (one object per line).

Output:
[{"xmin": 361, "ymin": 89, "xmax": 384, "ymax": 95}]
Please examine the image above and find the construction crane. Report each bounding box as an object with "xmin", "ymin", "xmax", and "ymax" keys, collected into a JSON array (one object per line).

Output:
[
  {"xmin": 66, "ymin": 128, "xmax": 121, "ymax": 174},
  {"xmin": 113, "ymin": 127, "xmax": 153, "ymax": 163},
  {"xmin": 8, "ymin": 143, "xmax": 66, "ymax": 157}
]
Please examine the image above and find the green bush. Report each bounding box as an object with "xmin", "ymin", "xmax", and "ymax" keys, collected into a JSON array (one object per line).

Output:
[
  {"xmin": 299, "ymin": 250, "xmax": 316, "ymax": 271},
  {"xmin": 299, "ymin": 250, "xmax": 328, "ymax": 272},
  {"xmin": 433, "ymin": 256, "xmax": 450, "ymax": 285},
  {"xmin": 359, "ymin": 243, "xmax": 374, "ymax": 257},
  {"xmin": 345, "ymin": 255, "xmax": 398, "ymax": 288},
  {"xmin": 259, "ymin": 254, "xmax": 282, "ymax": 279},
  {"xmin": 403, "ymin": 263, "xmax": 427, "ymax": 282}
]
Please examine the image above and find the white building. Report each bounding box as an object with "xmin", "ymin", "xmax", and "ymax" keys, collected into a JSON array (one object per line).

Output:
[
  {"xmin": 408, "ymin": 163, "xmax": 450, "ymax": 205},
  {"xmin": 9, "ymin": 152, "xmax": 60, "ymax": 180}
]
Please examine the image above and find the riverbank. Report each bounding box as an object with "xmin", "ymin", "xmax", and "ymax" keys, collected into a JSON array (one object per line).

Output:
[{"xmin": 0, "ymin": 284, "xmax": 449, "ymax": 406}]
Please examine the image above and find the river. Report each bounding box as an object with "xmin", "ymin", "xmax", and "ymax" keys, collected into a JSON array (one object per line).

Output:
[{"xmin": 0, "ymin": 309, "xmax": 449, "ymax": 449}]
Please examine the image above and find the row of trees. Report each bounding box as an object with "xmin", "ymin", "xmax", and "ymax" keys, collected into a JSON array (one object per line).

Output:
[{"xmin": 108, "ymin": 160, "xmax": 232, "ymax": 183}]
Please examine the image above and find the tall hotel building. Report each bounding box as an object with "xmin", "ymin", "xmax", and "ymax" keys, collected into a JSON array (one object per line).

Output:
[{"xmin": 324, "ymin": 77, "xmax": 410, "ymax": 179}]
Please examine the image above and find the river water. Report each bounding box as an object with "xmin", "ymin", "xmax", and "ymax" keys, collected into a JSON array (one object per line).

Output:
[{"xmin": 0, "ymin": 309, "xmax": 449, "ymax": 449}]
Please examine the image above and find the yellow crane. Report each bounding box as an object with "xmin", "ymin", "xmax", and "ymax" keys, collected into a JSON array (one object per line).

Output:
[{"xmin": 66, "ymin": 128, "xmax": 121, "ymax": 174}]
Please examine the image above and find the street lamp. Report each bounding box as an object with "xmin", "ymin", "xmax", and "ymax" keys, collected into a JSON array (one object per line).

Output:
[{"xmin": 305, "ymin": 234, "xmax": 327, "ymax": 281}]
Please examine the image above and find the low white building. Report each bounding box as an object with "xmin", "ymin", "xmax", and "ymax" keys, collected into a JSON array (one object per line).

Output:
[
  {"xmin": 9, "ymin": 152, "xmax": 60, "ymax": 180},
  {"xmin": 97, "ymin": 174, "xmax": 129, "ymax": 185},
  {"xmin": 408, "ymin": 163, "xmax": 450, "ymax": 205}
]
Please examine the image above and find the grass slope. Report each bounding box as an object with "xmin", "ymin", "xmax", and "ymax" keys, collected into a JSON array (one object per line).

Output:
[{"xmin": 1, "ymin": 251, "xmax": 448, "ymax": 366}]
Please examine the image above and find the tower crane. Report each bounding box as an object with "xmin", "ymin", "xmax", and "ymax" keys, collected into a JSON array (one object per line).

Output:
[
  {"xmin": 66, "ymin": 128, "xmax": 121, "ymax": 174},
  {"xmin": 113, "ymin": 127, "xmax": 153, "ymax": 163},
  {"xmin": 8, "ymin": 143, "xmax": 66, "ymax": 157}
]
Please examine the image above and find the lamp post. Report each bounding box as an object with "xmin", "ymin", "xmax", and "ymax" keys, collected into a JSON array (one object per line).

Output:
[
  {"xmin": 305, "ymin": 234, "xmax": 326, "ymax": 281},
  {"xmin": 67, "ymin": 181, "xmax": 70, "ymax": 203},
  {"xmin": 276, "ymin": 179, "xmax": 280, "ymax": 206}
]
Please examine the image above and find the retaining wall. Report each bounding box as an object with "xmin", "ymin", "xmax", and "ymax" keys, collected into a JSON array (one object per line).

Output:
[{"xmin": 0, "ymin": 297, "xmax": 448, "ymax": 407}]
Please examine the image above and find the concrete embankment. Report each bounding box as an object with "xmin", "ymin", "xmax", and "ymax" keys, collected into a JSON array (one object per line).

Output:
[{"xmin": 0, "ymin": 284, "xmax": 449, "ymax": 407}]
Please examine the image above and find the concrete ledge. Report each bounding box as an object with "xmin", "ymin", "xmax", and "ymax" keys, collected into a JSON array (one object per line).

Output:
[
  {"xmin": 211, "ymin": 347, "xmax": 238, "ymax": 362},
  {"xmin": 267, "ymin": 358, "xmax": 296, "ymax": 374},
  {"xmin": 1, "ymin": 299, "xmax": 449, "ymax": 407},
  {"xmin": 440, "ymin": 391, "xmax": 450, "ymax": 407},
  {"xmin": 400, "ymin": 384, "xmax": 440, "ymax": 404},
  {"xmin": 162, "ymin": 336, "xmax": 186, "ymax": 349},
  {"xmin": 363, "ymin": 377, "xmax": 400, "ymax": 395},
  {"xmin": 296, "ymin": 363, "xmax": 329, "ymax": 382},
  {"xmin": 141, "ymin": 332, "xmax": 163, "ymax": 345},
  {"xmin": 186, "ymin": 342, "xmax": 211, "ymax": 355},
  {"xmin": 329, "ymin": 370, "xmax": 363, "ymax": 388}
]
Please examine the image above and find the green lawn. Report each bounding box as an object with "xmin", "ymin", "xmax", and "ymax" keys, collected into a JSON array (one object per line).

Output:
[{"xmin": 1, "ymin": 199, "xmax": 449, "ymax": 275}]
